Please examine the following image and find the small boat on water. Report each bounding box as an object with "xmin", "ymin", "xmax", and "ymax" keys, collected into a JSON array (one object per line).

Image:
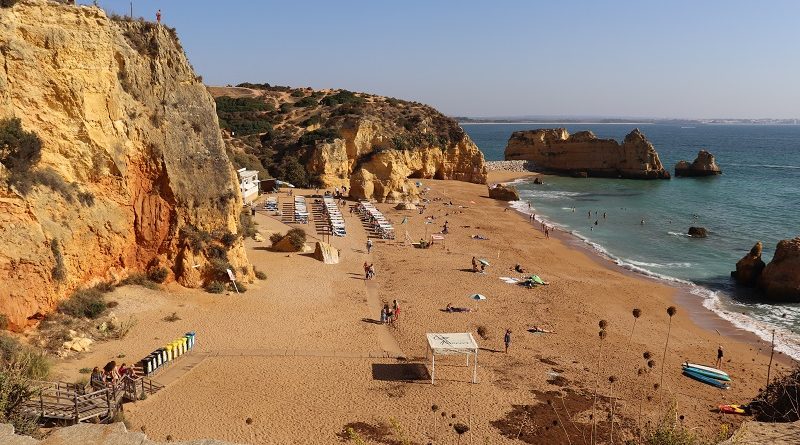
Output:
[{"xmin": 682, "ymin": 362, "xmax": 730, "ymax": 381}]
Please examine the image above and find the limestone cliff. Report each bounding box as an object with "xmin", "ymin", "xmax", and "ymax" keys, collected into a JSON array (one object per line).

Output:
[
  {"xmin": 759, "ymin": 236, "xmax": 800, "ymax": 301},
  {"xmin": 675, "ymin": 150, "xmax": 721, "ymax": 177},
  {"xmin": 504, "ymin": 128, "xmax": 670, "ymax": 179},
  {"xmin": 209, "ymin": 86, "xmax": 487, "ymax": 202},
  {"xmin": 0, "ymin": 1, "xmax": 252, "ymax": 329}
]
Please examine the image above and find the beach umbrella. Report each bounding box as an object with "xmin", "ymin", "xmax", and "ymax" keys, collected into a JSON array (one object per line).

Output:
[
  {"xmin": 416, "ymin": 181, "xmax": 423, "ymax": 187},
  {"xmin": 470, "ymin": 293, "xmax": 486, "ymax": 311},
  {"xmin": 479, "ymin": 259, "xmax": 490, "ymax": 266}
]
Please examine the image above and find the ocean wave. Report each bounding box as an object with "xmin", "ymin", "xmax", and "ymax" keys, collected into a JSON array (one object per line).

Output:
[
  {"xmin": 726, "ymin": 163, "xmax": 800, "ymax": 170},
  {"xmin": 667, "ymin": 231, "xmax": 691, "ymax": 237},
  {"xmin": 699, "ymin": 289, "xmax": 800, "ymax": 360},
  {"xmin": 626, "ymin": 259, "xmax": 693, "ymax": 269}
]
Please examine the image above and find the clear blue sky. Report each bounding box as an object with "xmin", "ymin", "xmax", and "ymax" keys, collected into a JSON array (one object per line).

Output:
[{"xmin": 87, "ymin": 1, "xmax": 800, "ymax": 119}]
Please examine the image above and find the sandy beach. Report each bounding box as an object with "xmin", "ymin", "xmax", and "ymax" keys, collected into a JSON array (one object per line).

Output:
[{"xmin": 49, "ymin": 172, "xmax": 796, "ymax": 444}]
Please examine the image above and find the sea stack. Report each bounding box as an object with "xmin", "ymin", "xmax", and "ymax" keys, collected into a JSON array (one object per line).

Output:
[
  {"xmin": 732, "ymin": 242, "xmax": 766, "ymax": 286},
  {"xmin": 488, "ymin": 183, "xmax": 521, "ymax": 201},
  {"xmin": 759, "ymin": 236, "xmax": 800, "ymax": 301},
  {"xmin": 504, "ymin": 128, "xmax": 670, "ymax": 179},
  {"xmin": 675, "ymin": 150, "xmax": 722, "ymax": 177}
]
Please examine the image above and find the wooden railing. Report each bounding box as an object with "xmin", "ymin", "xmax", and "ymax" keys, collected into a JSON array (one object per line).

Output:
[{"xmin": 22, "ymin": 375, "xmax": 163, "ymax": 424}]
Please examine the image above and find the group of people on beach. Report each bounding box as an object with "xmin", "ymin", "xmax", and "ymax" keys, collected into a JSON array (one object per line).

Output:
[
  {"xmin": 90, "ymin": 361, "xmax": 134, "ymax": 389},
  {"xmin": 363, "ymin": 262, "xmax": 376, "ymax": 280},
  {"xmin": 380, "ymin": 300, "xmax": 400, "ymax": 324},
  {"xmin": 471, "ymin": 256, "xmax": 486, "ymax": 273}
]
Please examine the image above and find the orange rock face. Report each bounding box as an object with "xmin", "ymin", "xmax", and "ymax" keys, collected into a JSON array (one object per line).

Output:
[
  {"xmin": 504, "ymin": 128, "xmax": 670, "ymax": 179},
  {"xmin": 759, "ymin": 237, "xmax": 800, "ymax": 301},
  {"xmin": 0, "ymin": 1, "xmax": 251, "ymax": 329}
]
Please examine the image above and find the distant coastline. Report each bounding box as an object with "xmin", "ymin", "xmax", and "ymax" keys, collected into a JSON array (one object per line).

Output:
[{"xmin": 455, "ymin": 117, "xmax": 800, "ymax": 125}]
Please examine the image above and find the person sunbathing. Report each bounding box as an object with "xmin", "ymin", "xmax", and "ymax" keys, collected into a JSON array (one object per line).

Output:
[
  {"xmin": 445, "ymin": 303, "xmax": 471, "ymax": 313},
  {"xmin": 528, "ymin": 325, "xmax": 555, "ymax": 334},
  {"xmin": 472, "ymin": 234, "xmax": 488, "ymax": 240},
  {"xmin": 514, "ymin": 264, "xmax": 526, "ymax": 273}
]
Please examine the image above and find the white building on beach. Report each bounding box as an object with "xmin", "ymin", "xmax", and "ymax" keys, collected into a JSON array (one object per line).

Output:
[{"xmin": 237, "ymin": 168, "xmax": 260, "ymax": 204}]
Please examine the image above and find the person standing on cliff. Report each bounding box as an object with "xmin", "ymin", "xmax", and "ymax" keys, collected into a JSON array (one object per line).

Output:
[{"xmin": 156, "ymin": 9, "xmax": 162, "ymax": 23}]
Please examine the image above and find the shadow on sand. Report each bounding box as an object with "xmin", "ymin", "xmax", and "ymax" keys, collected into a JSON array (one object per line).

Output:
[{"xmin": 371, "ymin": 363, "xmax": 430, "ymax": 382}]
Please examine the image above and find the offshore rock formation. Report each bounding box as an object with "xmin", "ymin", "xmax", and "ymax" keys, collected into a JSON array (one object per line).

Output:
[
  {"xmin": 759, "ymin": 236, "xmax": 800, "ymax": 301},
  {"xmin": 209, "ymin": 87, "xmax": 487, "ymax": 203},
  {"xmin": 504, "ymin": 128, "xmax": 670, "ymax": 179},
  {"xmin": 675, "ymin": 150, "xmax": 722, "ymax": 177},
  {"xmin": 732, "ymin": 242, "xmax": 766, "ymax": 286},
  {"xmin": 488, "ymin": 183, "xmax": 520, "ymax": 201},
  {"xmin": 0, "ymin": 1, "xmax": 252, "ymax": 329},
  {"xmin": 688, "ymin": 227, "xmax": 708, "ymax": 238}
]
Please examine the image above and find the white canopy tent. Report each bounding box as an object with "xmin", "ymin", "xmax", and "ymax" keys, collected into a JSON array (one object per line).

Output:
[{"xmin": 425, "ymin": 333, "xmax": 479, "ymax": 384}]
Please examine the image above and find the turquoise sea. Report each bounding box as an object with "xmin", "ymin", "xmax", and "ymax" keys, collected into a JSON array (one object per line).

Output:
[{"xmin": 463, "ymin": 123, "xmax": 800, "ymax": 359}]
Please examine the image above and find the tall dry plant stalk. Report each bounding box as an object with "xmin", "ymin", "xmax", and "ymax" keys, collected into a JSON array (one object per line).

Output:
[
  {"xmin": 591, "ymin": 322, "xmax": 608, "ymax": 445},
  {"xmin": 608, "ymin": 375, "xmax": 618, "ymax": 444},
  {"xmin": 629, "ymin": 308, "xmax": 642, "ymax": 342},
  {"xmin": 660, "ymin": 306, "xmax": 677, "ymax": 388}
]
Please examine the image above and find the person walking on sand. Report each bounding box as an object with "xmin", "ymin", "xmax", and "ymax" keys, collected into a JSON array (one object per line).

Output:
[
  {"xmin": 504, "ymin": 329, "xmax": 512, "ymax": 353},
  {"xmin": 545, "ymin": 227, "xmax": 550, "ymax": 239},
  {"xmin": 380, "ymin": 305, "xmax": 388, "ymax": 324},
  {"xmin": 716, "ymin": 345, "xmax": 724, "ymax": 368},
  {"xmin": 472, "ymin": 256, "xmax": 479, "ymax": 273},
  {"xmin": 368, "ymin": 263, "xmax": 376, "ymax": 280},
  {"xmin": 366, "ymin": 239, "xmax": 373, "ymax": 254},
  {"xmin": 392, "ymin": 299, "xmax": 400, "ymax": 322},
  {"xmin": 363, "ymin": 262, "xmax": 370, "ymax": 280},
  {"xmin": 156, "ymin": 9, "xmax": 161, "ymax": 23}
]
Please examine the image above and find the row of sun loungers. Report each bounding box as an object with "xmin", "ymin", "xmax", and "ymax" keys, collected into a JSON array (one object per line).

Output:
[
  {"xmin": 323, "ymin": 197, "xmax": 346, "ymax": 236},
  {"xmin": 356, "ymin": 201, "xmax": 395, "ymax": 239},
  {"xmin": 264, "ymin": 196, "xmax": 278, "ymax": 212},
  {"xmin": 294, "ymin": 196, "xmax": 309, "ymax": 224}
]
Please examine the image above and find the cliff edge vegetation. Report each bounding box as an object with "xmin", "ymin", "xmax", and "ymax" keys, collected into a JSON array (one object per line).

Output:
[{"xmin": 208, "ymin": 84, "xmax": 487, "ymax": 202}]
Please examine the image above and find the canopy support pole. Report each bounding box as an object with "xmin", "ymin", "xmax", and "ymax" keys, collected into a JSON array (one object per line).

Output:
[
  {"xmin": 431, "ymin": 352, "xmax": 435, "ymax": 385},
  {"xmin": 473, "ymin": 349, "xmax": 478, "ymax": 384}
]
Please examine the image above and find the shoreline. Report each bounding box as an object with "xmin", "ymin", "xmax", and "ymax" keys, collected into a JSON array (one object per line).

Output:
[{"xmin": 496, "ymin": 173, "xmax": 798, "ymax": 366}]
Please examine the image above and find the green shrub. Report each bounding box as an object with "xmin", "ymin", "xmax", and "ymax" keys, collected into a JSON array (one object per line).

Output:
[
  {"xmin": 286, "ymin": 228, "xmax": 306, "ymax": 251},
  {"xmin": 77, "ymin": 191, "xmax": 95, "ymax": 207},
  {"xmin": 641, "ymin": 403, "xmax": 700, "ymax": 445},
  {"xmin": 753, "ymin": 365, "xmax": 799, "ymax": 422},
  {"xmin": 0, "ymin": 118, "xmax": 41, "ymax": 171},
  {"xmin": 297, "ymin": 128, "xmax": 339, "ymax": 146},
  {"xmin": 205, "ymin": 281, "xmax": 225, "ymax": 294},
  {"xmin": 229, "ymin": 281, "xmax": 247, "ymax": 293},
  {"xmin": 290, "ymin": 90, "xmax": 306, "ymax": 98},
  {"xmin": 93, "ymin": 281, "xmax": 116, "ymax": 293},
  {"xmin": 162, "ymin": 312, "xmax": 180, "ymax": 322},
  {"xmin": 78, "ymin": 367, "xmax": 92, "ymax": 374},
  {"xmin": 50, "ymin": 240, "xmax": 67, "ymax": 282},
  {"xmin": 271, "ymin": 155, "xmax": 311, "ymax": 188},
  {"xmin": 205, "ymin": 258, "xmax": 232, "ymax": 282},
  {"xmin": 320, "ymin": 90, "xmax": 364, "ymax": 106},
  {"xmin": 180, "ymin": 226, "xmax": 212, "ymax": 253},
  {"xmin": 119, "ymin": 273, "xmax": 159, "ymax": 290},
  {"xmin": 147, "ymin": 267, "xmax": 169, "ymax": 284},
  {"xmin": 294, "ymin": 96, "xmax": 319, "ymax": 108},
  {"xmin": 58, "ymin": 288, "xmax": 107, "ymax": 319},
  {"xmin": 301, "ymin": 114, "xmax": 322, "ymax": 127},
  {"xmin": 269, "ymin": 233, "xmax": 283, "ymax": 245},
  {"xmin": 0, "ymin": 314, "xmax": 8, "ymax": 331},
  {"xmin": 254, "ymin": 269, "xmax": 267, "ymax": 280},
  {"xmin": 220, "ymin": 232, "xmax": 238, "ymax": 249},
  {"xmin": 239, "ymin": 209, "xmax": 258, "ymax": 238}
]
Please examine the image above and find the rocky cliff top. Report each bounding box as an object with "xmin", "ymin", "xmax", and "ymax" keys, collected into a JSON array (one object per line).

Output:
[
  {"xmin": 505, "ymin": 128, "xmax": 670, "ymax": 179},
  {"xmin": 209, "ymin": 84, "xmax": 487, "ymax": 201},
  {"xmin": 0, "ymin": 0, "xmax": 251, "ymax": 328}
]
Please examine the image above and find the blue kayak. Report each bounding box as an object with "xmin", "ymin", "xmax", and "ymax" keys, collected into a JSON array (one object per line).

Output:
[{"xmin": 682, "ymin": 368, "xmax": 730, "ymax": 389}]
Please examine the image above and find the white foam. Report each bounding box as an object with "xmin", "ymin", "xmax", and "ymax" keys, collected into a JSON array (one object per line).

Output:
[
  {"xmin": 626, "ymin": 259, "xmax": 693, "ymax": 269},
  {"xmin": 668, "ymin": 231, "xmax": 691, "ymax": 238},
  {"xmin": 699, "ymin": 289, "xmax": 800, "ymax": 360}
]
